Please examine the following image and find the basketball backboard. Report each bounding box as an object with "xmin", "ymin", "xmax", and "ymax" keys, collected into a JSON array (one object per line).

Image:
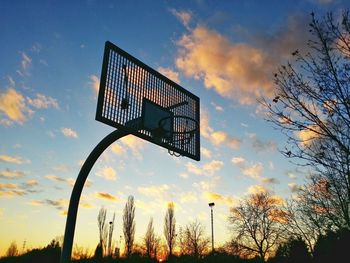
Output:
[{"xmin": 96, "ymin": 41, "xmax": 200, "ymax": 161}]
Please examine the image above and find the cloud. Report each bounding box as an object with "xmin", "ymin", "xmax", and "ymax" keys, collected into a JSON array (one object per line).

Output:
[
  {"xmin": 247, "ymin": 185, "xmax": 267, "ymax": 194},
  {"xmin": 175, "ymin": 14, "xmax": 311, "ymax": 105},
  {"xmin": 27, "ymin": 94, "xmax": 59, "ymax": 109},
  {"xmin": 61, "ymin": 127, "xmax": 78, "ymax": 138},
  {"xmin": 247, "ymin": 133, "xmax": 277, "ymax": 153},
  {"xmin": 231, "ymin": 156, "xmax": 245, "ymax": 165},
  {"xmin": 203, "ymin": 191, "xmax": 237, "ymax": 206},
  {"xmin": 192, "ymin": 176, "xmax": 221, "ymax": 191},
  {"xmin": 170, "ymin": 9, "xmax": 192, "ymax": 28},
  {"xmin": 0, "ymin": 169, "xmax": 25, "ymax": 179},
  {"xmin": 179, "ymin": 191, "xmax": 198, "ymax": 203},
  {"xmin": 45, "ymin": 198, "xmax": 68, "ymax": 210},
  {"xmin": 186, "ymin": 160, "xmax": 224, "ymax": 176},
  {"xmin": 138, "ymin": 184, "xmax": 170, "ymax": 197},
  {"xmin": 242, "ymin": 162, "xmax": 263, "ymax": 179},
  {"xmin": 96, "ymin": 166, "xmax": 117, "ymax": 181},
  {"xmin": 201, "ymin": 109, "xmax": 241, "ymax": 148},
  {"xmin": 0, "ymin": 182, "xmax": 25, "ymax": 198},
  {"xmin": 20, "ymin": 52, "xmax": 32, "ymax": 74},
  {"xmin": 89, "ymin": 75, "xmax": 100, "ymax": 96},
  {"xmin": 0, "ymin": 155, "xmax": 30, "ymax": 164},
  {"xmin": 0, "ymin": 88, "xmax": 32, "ymax": 125},
  {"xmin": 0, "ymin": 88, "xmax": 59, "ymax": 126},
  {"xmin": 231, "ymin": 157, "xmax": 264, "ymax": 180},
  {"xmin": 110, "ymin": 143, "xmax": 126, "ymax": 155},
  {"xmin": 200, "ymin": 147, "xmax": 212, "ymax": 159},
  {"xmin": 176, "ymin": 26, "xmax": 275, "ymax": 104},
  {"xmin": 178, "ymin": 172, "xmax": 189, "ymax": 179},
  {"xmin": 94, "ymin": 192, "xmax": 119, "ymax": 202},
  {"xmin": 46, "ymin": 174, "xmax": 92, "ymax": 188},
  {"xmin": 296, "ymin": 125, "xmax": 321, "ymax": 147},
  {"xmin": 119, "ymin": 135, "xmax": 145, "ymax": 159},
  {"xmin": 262, "ymin": 177, "xmax": 279, "ymax": 185},
  {"xmin": 158, "ymin": 67, "xmax": 180, "ymax": 83}
]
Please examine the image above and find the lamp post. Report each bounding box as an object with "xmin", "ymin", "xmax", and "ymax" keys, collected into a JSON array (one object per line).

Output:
[{"xmin": 208, "ymin": 202, "xmax": 215, "ymax": 253}]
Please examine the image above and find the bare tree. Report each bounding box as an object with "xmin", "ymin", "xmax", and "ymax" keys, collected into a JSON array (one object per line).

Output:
[
  {"xmin": 123, "ymin": 195, "xmax": 135, "ymax": 257},
  {"xmin": 228, "ymin": 192, "xmax": 287, "ymax": 262},
  {"xmin": 164, "ymin": 202, "xmax": 176, "ymax": 257},
  {"xmin": 6, "ymin": 241, "xmax": 18, "ymax": 257},
  {"xmin": 97, "ymin": 207, "xmax": 107, "ymax": 257},
  {"xmin": 144, "ymin": 217, "xmax": 156, "ymax": 259},
  {"xmin": 260, "ymin": 11, "xmax": 350, "ymax": 230},
  {"xmin": 182, "ymin": 220, "xmax": 210, "ymax": 258}
]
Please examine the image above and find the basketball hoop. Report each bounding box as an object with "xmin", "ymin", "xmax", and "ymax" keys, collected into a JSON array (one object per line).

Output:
[{"xmin": 158, "ymin": 115, "xmax": 199, "ymax": 157}]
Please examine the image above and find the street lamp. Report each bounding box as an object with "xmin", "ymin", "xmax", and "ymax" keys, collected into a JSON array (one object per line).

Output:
[{"xmin": 208, "ymin": 202, "xmax": 215, "ymax": 253}]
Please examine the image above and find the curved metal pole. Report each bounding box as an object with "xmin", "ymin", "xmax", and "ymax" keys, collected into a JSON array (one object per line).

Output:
[{"xmin": 60, "ymin": 129, "xmax": 129, "ymax": 263}]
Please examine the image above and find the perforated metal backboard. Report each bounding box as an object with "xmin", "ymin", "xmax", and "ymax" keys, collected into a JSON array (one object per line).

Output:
[{"xmin": 96, "ymin": 41, "xmax": 200, "ymax": 161}]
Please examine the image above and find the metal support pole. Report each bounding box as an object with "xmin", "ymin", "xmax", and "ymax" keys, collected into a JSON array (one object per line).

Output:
[
  {"xmin": 211, "ymin": 207, "xmax": 214, "ymax": 252},
  {"xmin": 208, "ymin": 202, "xmax": 215, "ymax": 253},
  {"xmin": 60, "ymin": 129, "xmax": 128, "ymax": 263}
]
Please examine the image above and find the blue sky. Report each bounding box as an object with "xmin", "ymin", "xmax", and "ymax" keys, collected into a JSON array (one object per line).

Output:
[{"xmin": 1, "ymin": 0, "xmax": 349, "ymax": 256}]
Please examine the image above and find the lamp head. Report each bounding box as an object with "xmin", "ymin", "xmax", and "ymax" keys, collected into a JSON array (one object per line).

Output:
[{"xmin": 209, "ymin": 202, "xmax": 215, "ymax": 207}]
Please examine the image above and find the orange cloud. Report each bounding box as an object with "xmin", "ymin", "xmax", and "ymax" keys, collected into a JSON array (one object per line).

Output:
[
  {"xmin": 89, "ymin": 75, "xmax": 100, "ymax": 96},
  {"xmin": 0, "ymin": 169, "xmax": 25, "ymax": 179},
  {"xmin": 96, "ymin": 166, "xmax": 117, "ymax": 181},
  {"xmin": 0, "ymin": 155, "xmax": 30, "ymax": 164},
  {"xmin": 94, "ymin": 192, "xmax": 118, "ymax": 202},
  {"xmin": 202, "ymin": 191, "xmax": 237, "ymax": 206},
  {"xmin": 201, "ymin": 109, "xmax": 241, "ymax": 148},
  {"xmin": 176, "ymin": 26, "xmax": 275, "ymax": 104},
  {"xmin": 0, "ymin": 88, "xmax": 32, "ymax": 125},
  {"xmin": 158, "ymin": 67, "xmax": 180, "ymax": 84},
  {"xmin": 186, "ymin": 160, "xmax": 224, "ymax": 176}
]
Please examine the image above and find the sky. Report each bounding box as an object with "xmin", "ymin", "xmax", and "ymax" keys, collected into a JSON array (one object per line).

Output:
[{"xmin": 1, "ymin": 0, "xmax": 349, "ymax": 257}]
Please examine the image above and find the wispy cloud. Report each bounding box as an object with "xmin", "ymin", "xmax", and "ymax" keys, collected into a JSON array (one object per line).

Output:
[
  {"xmin": 27, "ymin": 94, "xmax": 59, "ymax": 109},
  {"xmin": 232, "ymin": 157, "xmax": 264, "ymax": 180},
  {"xmin": 179, "ymin": 191, "xmax": 198, "ymax": 203},
  {"xmin": 246, "ymin": 133, "xmax": 277, "ymax": 153},
  {"xmin": 186, "ymin": 160, "xmax": 223, "ymax": 176},
  {"xmin": 89, "ymin": 75, "xmax": 100, "ymax": 96},
  {"xmin": 157, "ymin": 67, "xmax": 180, "ymax": 83},
  {"xmin": 46, "ymin": 174, "xmax": 92, "ymax": 187},
  {"xmin": 96, "ymin": 166, "xmax": 117, "ymax": 181},
  {"xmin": 20, "ymin": 52, "xmax": 32, "ymax": 75},
  {"xmin": 138, "ymin": 184, "xmax": 170, "ymax": 197},
  {"xmin": 202, "ymin": 191, "xmax": 237, "ymax": 206},
  {"xmin": 0, "ymin": 169, "xmax": 25, "ymax": 179},
  {"xmin": 170, "ymin": 9, "xmax": 192, "ymax": 29},
  {"xmin": 94, "ymin": 192, "xmax": 119, "ymax": 202},
  {"xmin": 111, "ymin": 135, "xmax": 145, "ymax": 159},
  {"xmin": 0, "ymin": 182, "xmax": 25, "ymax": 198},
  {"xmin": 201, "ymin": 109, "xmax": 240, "ymax": 148},
  {"xmin": 0, "ymin": 155, "xmax": 30, "ymax": 164},
  {"xmin": 61, "ymin": 127, "xmax": 78, "ymax": 138}
]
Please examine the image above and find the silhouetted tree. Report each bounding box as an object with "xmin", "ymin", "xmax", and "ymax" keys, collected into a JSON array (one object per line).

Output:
[
  {"xmin": 144, "ymin": 217, "xmax": 156, "ymax": 259},
  {"xmin": 123, "ymin": 195, "xmax": 136, "ymax": 257},
  {"xmin": 6, "ymin": 241, "xmax": 18, "ymax": 257},
  {"xmin": 182, "ymin": 220, "xmax": 210, "ymax": 258},
  {"xmin": 313, "ymin": 228, "xmax": 350, "ymax": 263},
  {"xmin": 97, "ymin": 206, "xmax": 107, "ymax": 256},
  {"xmin": 272, "ymin": 237, "xmax": 311, "ymax": 263},
  {"xmin": 260, "ymin": 11, "xmax": 350, "ymax": 231},
  {"xmin": 228, "ymin": 192, "xmax": 287, "ymax": 262},
  {"xmin": 164, "ymin": 202, "xmax": 176, "ymax": 258}
]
